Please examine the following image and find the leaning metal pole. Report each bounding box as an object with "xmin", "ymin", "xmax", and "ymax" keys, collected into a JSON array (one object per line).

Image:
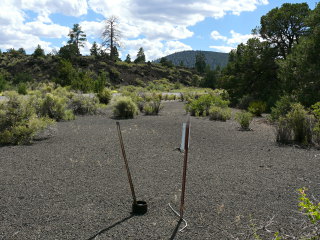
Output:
[
  {"xmin": 179, "ymin": 117, "xmax": 190, "ymax": 219},
  {"xmin": 116, "ymin": 121, "xmax": 137, "ymax": 204}
]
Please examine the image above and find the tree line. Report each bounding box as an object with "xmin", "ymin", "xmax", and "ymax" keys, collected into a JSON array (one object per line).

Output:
[
  {"xmin": 0, "ymin": 16, "xmax": 147, "ymax": 65},
  {"xmin": 213, "ymin": 2, "xmax": 320, "ymax": 109}
]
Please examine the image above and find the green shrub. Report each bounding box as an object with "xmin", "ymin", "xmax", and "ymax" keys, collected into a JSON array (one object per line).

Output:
[
  {"xmin": 109, "ymin": 67, "xmax": 121, "ymax": 82},
  {"xmin": 270, "ymin": 95, "xmax": 297, "ymax": 121},
  {"xmin": 54, "ymin": 59, "xmax": 77, "ymax": 86},
  {"xmin": 174, "ymin": 82, "xmax": 182, "ymax": 89},
  {"xmin": 17, "ymin": 82, "xmax": 27, "ymax": 95},
  {"xmin": 248, "ymin": 101, "xmax": 267, "ymax": 116},
  {"xmin": 209, "ymin": 106, "xmax": 231, "ymax": 121},
  {"xmin": 71, "ymin": 71, "xmax": 95, "ymax": 93},
  {"xmin": 276, "ymin": 103, "xmax": 314, "ymax": 145},
  {"xmin": 235, "ymin": 111, "xmax": 253, "ymax": 130},
  {"xmin": 97, "ymin": 88, "xmax": 111, "ymax": 104},
  {"xmin": 94, "ymin": 71, "xmax": 108, "ymax": 93},
  {"xmin": 133, "ymin": 78, "xmax": 146, "ymax": 87},
  {"xmin": 147, "ymin": 78, "xmax": 174, "ymax": 92},
  {"xmin": 112, "ymin": 96, "xmax": 138, "ymax": 119},
  {"xmin": 311, "ymin": 102, "xmax": 320, "ymax": 120},
  {"xmin": 70, "ymin": 94, "xmax": 99, "ymax": 115},
  {"xmin": 0, "ymin": 91, "xmax": 54, "ymax": 145},
  {"xmin": 237, "ymin": 95, "xmax": 255, "ymax": 109},
  {"xmin": 39, "ymin": 93, "xmax": 74, "ymax": 121},
  {"xmin": 143, "ymin": 100, "xmax": 163, "ymax": 115},
  {"xmin": 13, "ymin": 72, "xmax": 33, "ymax": 84},
  {"xmin": 276, "ymin": 117, "xmax": 293, "ymax": 144},
  {"xmin": 210, "ymin": 89, "xmax": 230, "ymax": 101},
  {"xmin": 286, "ymin": 103, "xmax": 313, "ymax": 144},
  {"xmin": 0, "ymin": 74, "xmax": 7, "ymax": 92},
  {"xmin": 298, "ymin": 188, "xmax": 320, "ymax": 224},
  {"xmin": 186, "ymin": 94, "xmax": 229, "ymax": 116},
  {"xmin": 312, "ymin": 103, "xmax": 320, "ymax": 146}
]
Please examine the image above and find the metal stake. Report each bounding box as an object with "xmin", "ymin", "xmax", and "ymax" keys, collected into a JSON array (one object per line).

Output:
[
  {"xmin": 179, "ymin": 117, "xmax": 190, "ymax": 219},
  {"xmin": 116, "ymin": 122, "xmax": 137, "ymax": 204}
]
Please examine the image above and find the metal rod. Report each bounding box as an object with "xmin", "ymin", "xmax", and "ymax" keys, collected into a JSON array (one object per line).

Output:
[
  {"xmin": 116, "ymin": 122, "xmax": 137, "ymax": 204},
  {"xmin": 180, "ymin": 117, "xmax": 190, "ymax": 219}
]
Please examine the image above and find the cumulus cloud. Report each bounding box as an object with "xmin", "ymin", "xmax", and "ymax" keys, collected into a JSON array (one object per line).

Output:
[
  {"xmin": 24, "ymin": 22, "xmax": 70, "ymax": 38},
  {"xmin": 209, "ymin": 30, "xmax": 254, "ymax": 52},
  {"xmin": 88, "ymin": 0, "xmax": 268, "ymax": 41},
  {"xmin": 86, "ymin": 0, "xmax": 267, "ymax": 57},
  {"xmin": 89, "ymin": 0, "xmax": 268, "ymax": 26},
  {"xmin": 227, "ymin": 30, "xmax": 253, "ymax": 45},
  {"xmin": 209, "ymin": 45, "xmax": 234, "ymax": 53},
  {"xmin": 123, "ymin": 39, "xmax": 192, "ymax": 61},
  {"xmin": 21, "ymin": 0, "xmax": 88, "ymax": 18},
  {"xmin": 0, "ymin": 0, "xmax": 89, "ymax": 53},
  {"xmin": 0, "ymin": 0, "xmax": 268, "ymax": 57},
  {"xmin": 210, "ymin": 31, "xmax": 227, "ymax": 41}
]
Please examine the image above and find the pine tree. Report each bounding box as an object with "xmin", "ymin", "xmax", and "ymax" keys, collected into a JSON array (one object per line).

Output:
[
  {"xmin": 134, "ymin": 47, "xmax": 146, "ymax": 63},
  {"xmin": 68, "ymin": 23, "xmax": 87, "ymax": 54},
  {"xmin": 90, "ymin": 42, "xmax": 99, "ymax": 57},
  {"xmin": 33, "ymin": 44, "xmax": 45, "ymax": 58},
  {"xmin": 125, "ymin": 54, "xmax": 131, "ymax": 63}
]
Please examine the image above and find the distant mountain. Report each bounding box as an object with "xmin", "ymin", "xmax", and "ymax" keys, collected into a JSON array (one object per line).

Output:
[{"xmin": 153, "ymin": 50, "xmax": 229, "ymax": 69}]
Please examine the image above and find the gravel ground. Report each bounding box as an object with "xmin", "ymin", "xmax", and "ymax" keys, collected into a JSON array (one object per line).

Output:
[{"xmin": 1, "ymin": 101, "xmax": 319, "ymax": 240}]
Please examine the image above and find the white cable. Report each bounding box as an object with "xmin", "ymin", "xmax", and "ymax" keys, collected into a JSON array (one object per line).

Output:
[{"xmin": 168, "ymin": 203, "xmax": 188, "ymax": 232}]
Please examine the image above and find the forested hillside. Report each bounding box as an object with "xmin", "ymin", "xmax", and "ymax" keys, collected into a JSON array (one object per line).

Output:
[{"xmin": 153, "ymin": 50, "xmax": 229, "ymax": 69}]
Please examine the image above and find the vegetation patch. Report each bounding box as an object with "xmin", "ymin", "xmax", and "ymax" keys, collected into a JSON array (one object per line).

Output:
[
  {"xmin": 0, "ymin": 91, "xmax": 54, "ymax": 145},
  {"xmin": 235, "ymin": 111, "xmax": 253, "ymax": 130},
  {"xmin": 112, "ymin": 96, "xmax": 139, "ymax": 119},
  {"xmin": 209, "ymin": 106, "xmax": 231, "ymax": 121}
]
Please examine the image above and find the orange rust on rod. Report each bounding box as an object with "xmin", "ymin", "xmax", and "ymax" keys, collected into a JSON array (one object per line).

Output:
[
  {"xmin": 116, "ymin": 122, "xmax": 137, "ymax": 204},
  {"xmin": 180, "ymin": 117, "xmax": 190, "ymax": 219}
]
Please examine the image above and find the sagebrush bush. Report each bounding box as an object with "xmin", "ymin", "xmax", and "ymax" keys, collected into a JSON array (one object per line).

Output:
[
  {"xmin": 97, "ymin": 88, "xmax": 112, "ymax": 104},
  {"xmin": 235, "ymin": 111, "xmax": 253, "ymax": 130},
  {"xmin": 143, "ymin": 100, "xmax": 163, "ymax": 115},
  {"xmin": 38, "ymin": 93, "xmax": 74, "ymax": 121},
  {"xmin": 209, "ymin": 106, "xmax": 231, "ymax": 121},
  {"xmin": 70, "ymin": 94, "xmax": 99, "ymax": 115},
  {"xmin": 248, "ymin": 101, "xmax": 267, "ymax": 116},
  {"xmin": 312, "ymin": 103, "xmax": 320, "ymax": 146},
  {"xmin": 0, "ymin": 91, "xmax": 54, "ymax": 145},
  {"xmin": 210, "ymin": 89, "xmax": 230, "ymax": 101},
  {"xmin": 276, "ymin": 117, "xmax": 293, "ymax": 143},
  {"xmin": 147, "ymin": 78, "xmax": 174, "ymax": 92},
  {"xmin": 186, "ymin": 94, "xmax": 229, "ymax": 116},
  {"xmin": 112, "ymin": 96, "xmax": 138, "ymax": 119},
  {"xmin": 286, "ymin": 103, "xmax": 313, "ymax": 144},
  {"xmin": 276, "ymin": 103, "xmax": 314, "ymax": 145}
]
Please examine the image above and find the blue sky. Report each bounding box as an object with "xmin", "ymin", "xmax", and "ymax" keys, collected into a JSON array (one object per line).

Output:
[{"xmin": 0, "ymin": 0, "xmax": 317, "ymax": 60}]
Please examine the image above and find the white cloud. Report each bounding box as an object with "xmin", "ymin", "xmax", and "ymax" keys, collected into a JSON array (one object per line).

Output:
[
  {"xmin": 210, "ymin": 31, "xmax": 227, "ymax": 41},
  {"xmin": 209, "ymin": 45, "xmax": 234, "ymax": 53},
  {"xmin": 0, "ymin": 0, "xmax": 85, "ymax": 53},
  {"xmin": 0, "ymin": 27, "xmax": 54, "ymax": 53},
  {"xmin": 80, "ymin": 21, "xmax": 104, "ymax": 39},
  {"xmin": 227, "ymin": 30, "xmax": 253, "ymax": 45},
  {"xmin": 123, "ymin": 39, "xmax": 192, "ymax": 61},
  {"xmin": 0, "ymin": 0, "xmax": 268, "ymax": 56},
  {"xmin": 209, "ymin": 30, "xmax": 254, "ymax": 52},
  {"xmin": 88, "ymin": 0, "xmax": 268, "ymax": 41},
  {"xmin": 21, "ymin": 0, "xmax": 88, "ymax": 18},
  {"xmin": 24, "ymin": 22, "xmax": 70, "ymax": 38}
]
